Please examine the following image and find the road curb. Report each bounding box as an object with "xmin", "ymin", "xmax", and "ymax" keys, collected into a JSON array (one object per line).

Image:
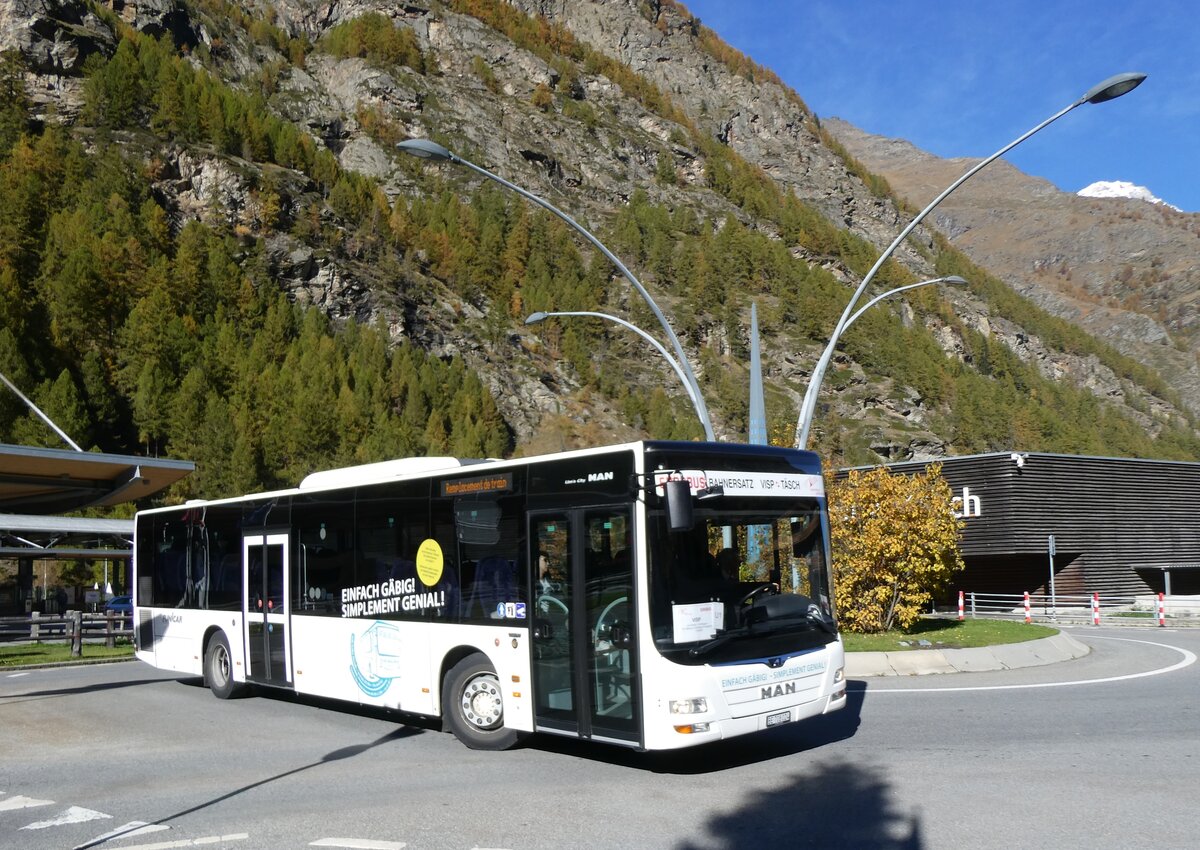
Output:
[{"xmin": 845, "ymin": 631, "xmax": 1090, "ymax": 678}]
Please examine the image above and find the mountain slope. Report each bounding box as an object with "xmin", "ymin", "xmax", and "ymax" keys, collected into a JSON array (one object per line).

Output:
[
  {"xmin": 825, "ymin": 116, "xmax": 1200, "ymax": 419},
  {"xmin": 0, "ymin": 0, "xmax": 1197, "ymax": 501}
]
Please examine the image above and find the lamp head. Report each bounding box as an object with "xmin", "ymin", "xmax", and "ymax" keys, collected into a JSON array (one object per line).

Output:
[
  {"xmin": 1081, "ymin": 72, "xmax": 1146, "ymax": 105},
  {"xmin": 524, "ymin": 312, "xmax": 549, "ymax": 325},
  {"xmin": 396, "ymin": 139, "xmax": 456, "ymax": 161},
  {"xmin": 944, "ymin": 275, "xmax": 968, "ymax": 286}
]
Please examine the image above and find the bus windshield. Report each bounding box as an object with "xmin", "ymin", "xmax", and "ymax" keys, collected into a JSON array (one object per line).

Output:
[{"xmin": 647, "ymin": 496, "xmax": 835, "ymax": 665}]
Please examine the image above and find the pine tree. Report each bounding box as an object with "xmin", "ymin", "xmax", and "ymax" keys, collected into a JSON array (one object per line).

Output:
[
  {"xmin": 0, "ymin": 50, "xmax": 30, "ymax": 156},
  {"xmin": 133, "ymin": 359, "xmax": 171, "ymax": 455}
]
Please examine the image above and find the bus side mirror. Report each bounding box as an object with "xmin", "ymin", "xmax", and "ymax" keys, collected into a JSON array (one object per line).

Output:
[{"xmin": 664, "ymin": 480, "xmax": 694, "ymax": 531}]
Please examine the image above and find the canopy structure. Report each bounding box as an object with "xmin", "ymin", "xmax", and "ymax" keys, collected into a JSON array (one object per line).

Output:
[
  {"xmin": 0, "ymin": 442, "xmax": 193, "ymax": 564},
  {"xmin": 0, "ymin": 443, "xmax": 193, "ymax": 515},
  {"xmin": 0, "ymin": 512, "xmax": 135, "ymax": 561},
  {"xmin": 0, "ymin": 373, "xmax": 195, "ymax": 610}
]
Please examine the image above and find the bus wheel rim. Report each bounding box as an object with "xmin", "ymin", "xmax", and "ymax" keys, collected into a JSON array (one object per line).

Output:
[
  {"xmin": 213, "ymin": 645, "xmax": 229, "ymax": 685},
  {"xmin": 461, "ymin": 673, "xmax": 503, "ymax": 730}
]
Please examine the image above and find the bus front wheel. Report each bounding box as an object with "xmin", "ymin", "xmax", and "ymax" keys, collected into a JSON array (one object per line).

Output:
[
  {"xmin": 205, "ymin": 632, "xmax": 245, "ymax": 700},
  {"xmin": 443, "ymin": 654, "xmax": 522, "ymax": 750}
]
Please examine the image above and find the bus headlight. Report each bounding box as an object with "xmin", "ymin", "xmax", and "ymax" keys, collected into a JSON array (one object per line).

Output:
[
  {"xmin": 669, "ymin": 698, "xmax": 708, "ymax": 715},
  {"xmin": 833, "ymin": 667, "xmax": 844, "ymax": 684}
]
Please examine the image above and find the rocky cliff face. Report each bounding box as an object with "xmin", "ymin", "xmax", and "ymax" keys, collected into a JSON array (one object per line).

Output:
[
  {"xmin": 826, "ymin": 117, "xmax": 1200, "ymax": 419},
  {"xmin": 2, "ymin": 0, "xmax": 1195, "ymax": 460}
]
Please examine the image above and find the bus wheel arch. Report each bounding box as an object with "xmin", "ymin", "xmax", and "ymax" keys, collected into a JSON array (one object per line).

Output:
[
  {"xmin": 203, "ymin": 628, "xmax": 246, "ymax": 699},
  {"xmin": 441, "ymin": 652, "xmax": 522, "ymax": 750}
]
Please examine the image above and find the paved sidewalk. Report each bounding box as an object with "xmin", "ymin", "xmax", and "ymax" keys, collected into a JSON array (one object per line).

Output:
[{"xmin": 845, "ymin": 631, "xmax": 1090, "ymax": 677}]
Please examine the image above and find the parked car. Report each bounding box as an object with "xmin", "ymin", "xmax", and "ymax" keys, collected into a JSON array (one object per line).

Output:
[{"xmin": 104, "ymin": 595, "xmax": 133, "ymax": 618}]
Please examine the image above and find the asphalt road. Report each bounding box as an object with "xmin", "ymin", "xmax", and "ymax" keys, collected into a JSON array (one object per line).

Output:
[{"xmin": 2, "ymin": 626, "xmax": 1196, "ymax": 850}]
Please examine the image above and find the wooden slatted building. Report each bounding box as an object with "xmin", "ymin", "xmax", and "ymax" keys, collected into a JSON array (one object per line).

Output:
[{"xmin": 841, "ymin": 452, "xmax": 1200, "ymax": 599}]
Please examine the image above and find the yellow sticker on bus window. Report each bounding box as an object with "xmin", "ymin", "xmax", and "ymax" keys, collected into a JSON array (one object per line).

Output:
[{"xmin": 416, "ymin": 539, "xmax": 444, "ymax": 587}]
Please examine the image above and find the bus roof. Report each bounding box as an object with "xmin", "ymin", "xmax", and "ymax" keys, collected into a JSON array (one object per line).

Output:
[{"xmin": 137, "ymin": 440, "xmax": 822, "ymax": 515}]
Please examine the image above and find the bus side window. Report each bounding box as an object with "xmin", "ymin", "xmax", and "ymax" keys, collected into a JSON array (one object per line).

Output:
[
  {"xmin": 467, "ymin": 555, "xmax": 515, "ymax": 619},
  {"xmin": 157, "ymin": 527, "xmax": 188, "ymax": 607}
]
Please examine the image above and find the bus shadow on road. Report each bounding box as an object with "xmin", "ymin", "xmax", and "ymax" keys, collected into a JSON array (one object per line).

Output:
[
  {"xmin": 2, "ymin": 676, "xmax": 182, "ymax": 705},
  {"xmin": 189, "ymin": 677, "xmax": 445, "ymax": 734},
  {"xmin": 73, "ymin": 724, "xmax": 421, "ymax": 850}
]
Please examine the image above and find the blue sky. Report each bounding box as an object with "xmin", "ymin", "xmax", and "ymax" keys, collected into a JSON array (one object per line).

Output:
[{"xmin": 680, "ymin": 1, "xmax": 1199, "ymax": 212}]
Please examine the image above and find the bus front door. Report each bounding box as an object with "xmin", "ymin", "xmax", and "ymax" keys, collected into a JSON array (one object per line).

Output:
[
  {"xmin": 530, "ymin": 509, "xmax": 639, "ymax": 745},
  {"xmin": 242, "ymin": 533, "xmax": 292, "ymax": 687}
]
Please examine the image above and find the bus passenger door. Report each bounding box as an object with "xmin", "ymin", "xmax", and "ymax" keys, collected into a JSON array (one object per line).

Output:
[
  {"xmin": 243, "ymin": 533, "xmax": 291, "ymax": 687},
  {"xmin": 530, "ymin": 509, "xmax": 638, "ymax": 744}
]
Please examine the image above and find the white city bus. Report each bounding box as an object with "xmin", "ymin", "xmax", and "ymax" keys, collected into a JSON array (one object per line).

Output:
[{"xmin": 133, "ymin": 440, "xmax": 845, "ymax": 750}]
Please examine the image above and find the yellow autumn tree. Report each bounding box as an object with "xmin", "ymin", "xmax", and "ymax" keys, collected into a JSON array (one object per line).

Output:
[{"xmin": 827, "ymin": 463, "xmax": 965, "ymax": 633}]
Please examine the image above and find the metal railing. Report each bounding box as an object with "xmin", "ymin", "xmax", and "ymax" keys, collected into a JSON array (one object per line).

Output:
[{"xmin": 945, "ymin": 591, "xmax": 1199, "ymax": 627}]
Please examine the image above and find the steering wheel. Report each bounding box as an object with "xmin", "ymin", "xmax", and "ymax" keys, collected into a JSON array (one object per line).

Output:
[
  {"xmin": 737, "ymin": 582, "xmax": 778, "ymax": 607},
  {"xmin": 537, "ymin": 594, "xmax": 569, "ymax": 617},
  {"xmin": 593, "ymin": 595, "xmax": 630, "ymax": 648}
]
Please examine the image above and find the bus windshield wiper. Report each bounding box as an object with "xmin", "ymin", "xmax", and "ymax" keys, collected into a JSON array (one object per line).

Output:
[{"xmin": 688, "ymin": 625, "xmax": 752, "ymax": 657}]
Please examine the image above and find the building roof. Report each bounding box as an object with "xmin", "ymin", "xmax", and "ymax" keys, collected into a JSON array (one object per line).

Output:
[{"xmin": 842, "ymin": 450, "xmax": 1200, "ymax": 473}]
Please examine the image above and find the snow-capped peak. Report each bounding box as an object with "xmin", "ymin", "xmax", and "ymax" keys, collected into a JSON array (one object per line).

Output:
[{"xmin": 1078, "ymin": 180, "xmax": 1180, "ymax": 211}]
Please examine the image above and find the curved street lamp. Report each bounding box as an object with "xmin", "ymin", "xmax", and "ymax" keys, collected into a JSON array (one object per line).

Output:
[
  {"xmin": 525, "ymin": 310, "xmax": 711, "ymax": 439},
  {"xmin": 397, "ymin": 139, "xmax": 715, "ymax": 441},
  {"xmin": 795, "ymin": 275, "xmax": 966, "ymax": 447},
  {"xmin": 793, "ymin": 72, "xmax": 1147, "ymax": 449},
  {"xmin": 843, "ymin": 275, "xmax": 968, "ymax": 329}
]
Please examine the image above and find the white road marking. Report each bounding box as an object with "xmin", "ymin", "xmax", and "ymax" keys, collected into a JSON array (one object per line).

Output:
[
  {"xmin": 6, "ymin": 671, "xmax": 31, "ymax": 678},
  {"xmin": 78, "ymin": 820, "xmax": 171, "ymax": 847},
  {"xmin": 97, "ymin": 833, "xmax": 248, "ymax": 849},
  {"xmin": 310, "ymin": 840, "xmax": 408, "ymax": 849},
  {"xmin": 0, "ymin": 794, "xmax": 54, "ymax": 811},
  {"xmin": 867, "ymin": 636, "xmax": 1197, "ymax": 693},
  {"xmin": 22, "ymin": 805, "xmax": 112, "ymax": 829}
]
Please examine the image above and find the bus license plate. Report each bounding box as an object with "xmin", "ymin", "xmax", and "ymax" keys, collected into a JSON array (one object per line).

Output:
[{"xmin": 766, "ymin": 710, "xmax": 792, "ymax": 728}]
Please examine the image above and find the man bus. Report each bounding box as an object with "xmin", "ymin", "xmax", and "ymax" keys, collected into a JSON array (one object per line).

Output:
[{"xmin": 133, "ymin": 440, "xmax": 845, "ymax": 750}]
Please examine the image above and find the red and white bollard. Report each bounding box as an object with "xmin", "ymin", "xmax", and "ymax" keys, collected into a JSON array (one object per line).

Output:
[
  {"xmin": 1158, "ymin": 592, "xmax": 1166, "ymax": 627},
  {"xmin": 958, "ymin": 590, "xmax": 965, "ymax": 622},
  {"xmin": 1024, "ymin": 591, "xmax": 1031, "ymax": 624},
  {"xmin": 1091, "ymin": 592, "xmax": 1100, "ymax": 626}
]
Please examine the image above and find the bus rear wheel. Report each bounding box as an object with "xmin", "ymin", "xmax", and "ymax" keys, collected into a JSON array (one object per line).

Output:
[
  {"xmin": 443, "ymin": 655, "xmax": 521, "ymax": 750},
  {"xmin": 205, "ymin": 632, "xmax": 245, "ymax": 699}
]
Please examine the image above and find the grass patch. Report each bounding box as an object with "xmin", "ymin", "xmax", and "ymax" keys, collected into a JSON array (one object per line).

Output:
[
  {"xmin": 842, "ymin": 618, "xmax": 1057, "ymax": 652},
  {"xmin": 0, "ymin": 641, "xmax": 135, "ymax": 667}
]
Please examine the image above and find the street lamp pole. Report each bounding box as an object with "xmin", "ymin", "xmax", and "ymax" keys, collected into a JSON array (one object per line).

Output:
[
  {"xmin": 0, "ymin": 369, "xmax": 83, "ymax": 452},
  {"xmin": 397, "ymin": 139, "xmax": 714, "ymax": 440},
  {"xmin": 525, "ymin": 310, "xmax": 712, "ymax": 439},
  {"xmin": 793, "ymin": 72, "xmax": 1146, "ymax": 450}
]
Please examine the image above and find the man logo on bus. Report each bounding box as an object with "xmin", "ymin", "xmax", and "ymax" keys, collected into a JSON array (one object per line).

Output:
[{"xmin": 349, "ymin": 621, "xmax": 404, "ymax": 698}]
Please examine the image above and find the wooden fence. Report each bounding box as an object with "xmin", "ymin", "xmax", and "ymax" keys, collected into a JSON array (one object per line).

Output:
[{"xmin": 0, "ymin": 611, "xmax": 133, "ymax": 655}]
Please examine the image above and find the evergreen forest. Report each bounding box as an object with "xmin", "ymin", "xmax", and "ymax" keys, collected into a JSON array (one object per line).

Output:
[{"xmin": 1, "ymin": 0, "xmax": 1198, "ymax": 513}]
